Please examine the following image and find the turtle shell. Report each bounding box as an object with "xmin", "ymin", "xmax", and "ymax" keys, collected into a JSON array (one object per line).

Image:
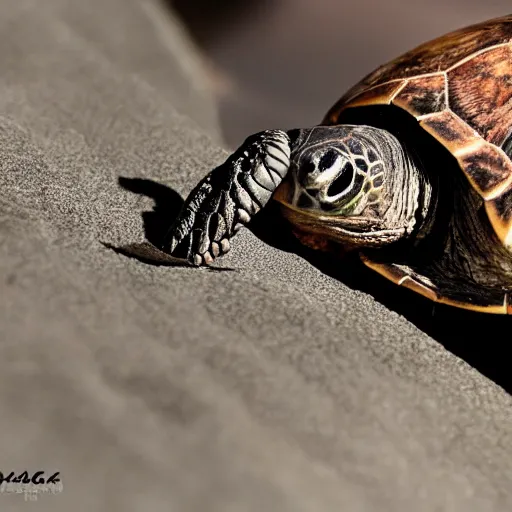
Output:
[{"xmin": 324, "ymin": 15, "xmax": 512, "ymax": 248}]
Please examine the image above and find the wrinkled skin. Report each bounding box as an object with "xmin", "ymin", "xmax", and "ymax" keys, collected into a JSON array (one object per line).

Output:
[{"xmin": 162, "ymin": 125, "xmax": 429, "ymax": 264}]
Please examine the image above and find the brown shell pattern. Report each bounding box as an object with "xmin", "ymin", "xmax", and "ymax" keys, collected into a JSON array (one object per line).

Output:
[{"xmin": 324, "ymin": 15, "xmax": 512, "ymax": 247}]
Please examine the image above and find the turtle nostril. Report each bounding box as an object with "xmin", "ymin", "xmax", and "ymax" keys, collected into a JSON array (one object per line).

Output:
[
  {"xmin": 302, "ymin": 161, "xmax": 316, "ymax": 175},
  {"xmin": 297, "ymin": 160, "xmax": 316, "ymax": 185},
  {"xmin": 319, "ymin": 150, "xmax": 339, "ymax": 172}
]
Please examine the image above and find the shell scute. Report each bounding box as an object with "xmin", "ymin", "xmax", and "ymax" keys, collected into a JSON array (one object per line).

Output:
[
  {"xmin": 324, "ymin": 15, "xmax": 512, "ymax": 245},
  {"xmin": 392, "ymin": 74, "xmax": 447, "ymax": 117},
  {"xmin": 337, "ymin": 16, "xmax": 512, "ymax": 107},
  {"xmin": 447, "ymin": 44, "xmax": 512, "ymax": 147}
]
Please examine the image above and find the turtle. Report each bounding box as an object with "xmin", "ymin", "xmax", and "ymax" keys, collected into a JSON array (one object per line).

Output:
[{"xmin": 161, "ymin": 14, "xmax": 512, "ymax": 314}]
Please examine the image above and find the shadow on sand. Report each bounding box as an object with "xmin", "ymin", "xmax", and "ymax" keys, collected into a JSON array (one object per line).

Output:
[{"xmin": 115, "ymin": 176, "xmax": 512, "ymax": 394}]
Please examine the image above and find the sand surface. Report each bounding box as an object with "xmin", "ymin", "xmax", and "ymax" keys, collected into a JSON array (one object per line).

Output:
[{"xmin": 1, "ymin": 1, "xmax": 511, "ymax": 510}]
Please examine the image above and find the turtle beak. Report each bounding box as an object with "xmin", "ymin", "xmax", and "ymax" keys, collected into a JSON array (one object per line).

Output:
[{"xmin": 273, "ymin": 196, "xmax": 405, "ymax": 248}]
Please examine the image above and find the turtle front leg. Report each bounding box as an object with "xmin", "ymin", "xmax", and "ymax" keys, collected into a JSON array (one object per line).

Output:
[{"xmin": 162, "ymin": 130, "xmax": 291, "ymax": 265}]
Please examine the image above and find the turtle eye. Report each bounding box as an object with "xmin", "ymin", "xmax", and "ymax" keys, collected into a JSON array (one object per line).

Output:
[
  {"xmin": 327, "ymin": 161, "xmax": 354, "ymax": 197},
  {"xmin": 318, "ymin": 149, "xmax": 338, "ymax": 172}
]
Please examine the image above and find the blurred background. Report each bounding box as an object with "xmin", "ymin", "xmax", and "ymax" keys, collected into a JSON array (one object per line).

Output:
[{"xmin": 168, "ymin": 0, "xmax": 511, "ymax": 148}]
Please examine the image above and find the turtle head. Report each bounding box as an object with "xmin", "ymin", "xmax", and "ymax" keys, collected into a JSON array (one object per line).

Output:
[{"xmin": 273, "ymin": 125, "xmax": 432, "ymax": 250}]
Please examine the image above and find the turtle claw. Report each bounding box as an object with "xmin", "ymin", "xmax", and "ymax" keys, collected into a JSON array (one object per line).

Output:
[
  {"xmin": 190, "ymin": 235, "xmax": 232, "ymax": 267},
  {"xmin": 167, "ymin": 213, "xmax": 233, "ymax": 267},
  {"xmin": 161, "ymin": 129, "xmax": 292, "ymax": 265}
]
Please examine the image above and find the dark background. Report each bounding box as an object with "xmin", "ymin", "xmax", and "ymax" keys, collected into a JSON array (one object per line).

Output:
[{"xmin": 171, "ymin": 0, "xmax": 511, "ymax": 147}]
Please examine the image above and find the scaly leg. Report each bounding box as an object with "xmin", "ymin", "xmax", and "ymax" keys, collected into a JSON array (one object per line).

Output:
[{"xmin": 162, "ymin": 130, "xmax": 291, "ymax": 265}]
